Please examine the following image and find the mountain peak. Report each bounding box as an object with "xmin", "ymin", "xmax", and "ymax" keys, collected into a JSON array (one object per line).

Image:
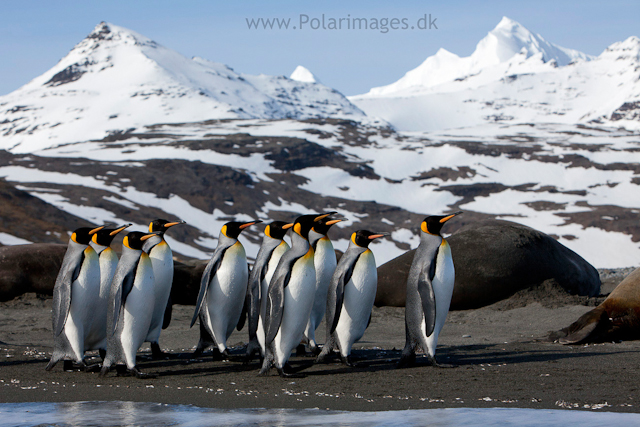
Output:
[
  {"xmin": 493, "ymin": 16, "xmax": 521, "ymax": 32},
  {"xmin": 472, "ymin": 17, "xmax": 590, "ymax": 66},
  {"xmin": 602, "ymin": 36, "xmax": 640, "ymax": 59},
  {"xmin": 290, "ymin": 65, "xmax": 320, "ymax": 83},
  {"xmin": 0, "ymin": 22, "xmax": 366, "ymax": 152}
]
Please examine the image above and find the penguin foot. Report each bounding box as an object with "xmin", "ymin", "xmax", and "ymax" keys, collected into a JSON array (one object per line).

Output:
[
  {"xmin": 131, "ymin": 367, "xmax": 158, "ymax": 379},
  {"xmin": 115, "ymin": 365, "xmax": 129, "ymax": 376},
  {"xmin": 99, "ymin": 366, "xmax": 110, "ymax": 377},
  {"xmin": 341, "ymin": 355, "xmax": 356, "ymax": 367},
  {"xmin": 277, "ymin": 367, "xmax": 305, "ymax": 378},
  {"xmin": 63, "ymin": 360, "xmax": 75, "ymax": 372},
  {"xmin": 151, "ymin": 343, "xmax": 170, "ymax": 360},
  {"xmin": 397, "ymin": 353, "xmax": 416, "ymax": 369},
  {"xmin": 45, "ymin": 359, "xmax": 58, "ymax": 371},
  {"xmin": 243, "ymin": 348, "xmax": 259, "ymax": 365},
  {"xmin": 428, "ymin": 357, "xmax": 457, "ymax": 369},
  {"xmin": 295, "ymin": 344, "xmax": 307, "ymax": 357},
  {"xmin": 210, "ymin": 348, "xmax": 229, "ymax": 361},
  {"xmin": 309, "ymin": 343, "xmax": 322, "ymax": 356},
  {"xmin": 316, "ymin": 347, "xmax": 340, "ymax": 364},
  {"xmin": 83, "ymin": 362, "xmax": 103, "ymax": 373}
]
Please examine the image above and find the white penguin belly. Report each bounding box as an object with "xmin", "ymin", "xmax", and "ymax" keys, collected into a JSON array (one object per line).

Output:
[
  {"xmin": 205, "ymin": 242, "xmax": 248, "ymax": 352},
  {"xmin": 66, "ymin": 247, "xmax": 100, "ymax": 357},
  {"xmin": 305, "ymin": 238, "xmax": 337, "ymax": 341},
  {"xmin": 421, "ymin": 241, "xmax": 455, "ymax": 357},
  {"xmin": 335, "ymin": 250, "xmax": 377, "ymax": 357},
  {"xmin": 119, "ymin": 255, "xmax": 155, "ymax": 369},
  {"xmin": 258, "ymin": 242, "xmax": 288, "ymax": 353},
  {"xmin": 85, "ymin": 248, "xmax": 117, "ymax": 351},
  {"xmin": 146, "ymin": 242, "xmax": 174, "ymax": 343},
  {"xmin": 274, "ymin": 252, "xmax": 316, "ymax": 367}
]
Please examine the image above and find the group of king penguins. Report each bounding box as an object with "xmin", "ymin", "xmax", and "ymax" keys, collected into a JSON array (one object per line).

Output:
[
  {"xmin": 46, "ymin": 210, "xmax": 462, "ymax": 379},
  {"xmin": 46, "ymin": 220, "xmax": 184, "ymax": 378}
]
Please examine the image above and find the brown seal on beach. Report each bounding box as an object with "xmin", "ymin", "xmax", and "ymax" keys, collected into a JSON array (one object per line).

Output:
[
  {"xmin": 551, "ymin": 267, "xmax": 640, "ymax": 344},
  {"xmin": 0, "ymin": 243, "xmax": 67, "ymax": 302},
  {"xmin": 375, "ymin": 220, "xmax": 600, "ymax": 310}
]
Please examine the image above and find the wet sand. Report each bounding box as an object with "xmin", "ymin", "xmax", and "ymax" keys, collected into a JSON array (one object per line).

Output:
[{"xmin": 1, "ymin": 277, "xmax": 639, "ymax": 413}]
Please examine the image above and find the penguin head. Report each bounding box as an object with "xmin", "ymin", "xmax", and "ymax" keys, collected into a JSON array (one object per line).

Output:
[
  {"xmin": 221, "ymin": 220, "xmax": 262, "ymax": 240},
  {"xmin": 149, "ymin": 219, "xmax": 186, "ymax": 234},
  {"xmin": 421, "ymin": 211, "xmax": 463, "ymax": 236},
  {"xmin": 292, "ymin": 212, "xmax": 336, "ymax": 240},
  {"xmin": 123, "ymin": 231, "xmax": 159, "ymax": 251},
  {"xmin": 265, "ymin": 221, "xmax": 293, "ymax": 240},
  {"xmin": 71, "ymin": 225, "xmax": 105, "ymax": 245},
  {"xmin": 351, "ymin": 230, "xmax": 388, "ymax": 248},
  {"xmin": 92, "ymin": 223, "xmax": 132, "ymax": 247},
  {"xmin": 312, "ymin": 217, "xmax": 343, "ymax": 236}
]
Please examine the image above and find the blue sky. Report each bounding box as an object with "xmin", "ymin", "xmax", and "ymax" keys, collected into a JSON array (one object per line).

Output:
[{"xmin": 1, "ymin": 0, "xmax": 638, "ymax": 96}]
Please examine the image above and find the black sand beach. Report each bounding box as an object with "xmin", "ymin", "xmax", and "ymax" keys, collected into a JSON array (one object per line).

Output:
[{"xmin": 1, "ymin": 269, "xmax": 639, "ymax": 413}]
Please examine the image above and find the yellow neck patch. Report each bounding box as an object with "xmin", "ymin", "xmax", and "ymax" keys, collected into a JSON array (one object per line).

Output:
[
  {"xmin": 123, "ymin": 235, "xmax": 131, "ymax": 249},
  {"xmin": 148, "ymin": 223, "xmax": 154, "ymax": 233},
  {"xmin": 71, "ymin": 232, "xmax": 78, "ymax": 244},
  {"xmin": 294, "ymin": 222, "xmax": 302, "ymax": 236},
  {"xmin": 221, "ymin": 224, "xmax": 228, "ymax": 238},
  {"xmin": 351, "ymin": 232, "xmax": 357, "ymax": 245},
  {"xmin": 264, "ymin": 224, "xmax": 272, "ymax": 239}
]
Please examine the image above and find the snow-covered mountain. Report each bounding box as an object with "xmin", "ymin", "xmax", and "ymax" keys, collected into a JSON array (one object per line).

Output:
[
  {"xmin": 290, "ymin": 66, "xmax": 321, "ymax": 84},
  {"xmin": 351, "ymin": 17, "xmax": 640, "ymax": 132},
  {"xmin": 0, "ymin": 22, "xmax": 365, "ymax": 153},
  {"xmin": 0, "ymin": 19, "xmax": 639, "ymax": 271}
]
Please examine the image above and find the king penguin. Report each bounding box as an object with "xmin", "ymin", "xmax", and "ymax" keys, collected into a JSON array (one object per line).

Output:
[
  {"xmin": 142, "ymin": 218, "xmax": 185, "ymax": 359},
  {"xmin": 191, "ymin": 220, "xmax": 261, "ymax": 358},
  {"xmin": 100, "ymin": 231, "xmax": 159, "ymax": 378},
  {"xmin": 46, "ymin": 225, "xmax": 104, "ymax": 372},
  {"xmin": 259, "ymin": 213, "xmax": 333, "ymax": 377},
  {"xmin": 302, "ymin": 216, "xmax": 343, "ymax": 355},
  {"xmin": 316, "ymin": 230, "xmax": 386, "ymax": 366},
  {"xmin": 87, "ymin": 223, "xmax": 132, "ymax": 359},
  {"xmin": 245, "ymin": 221, "xmax": 292, "ymax": 362},
  {"xmin": 399, "ymin": 211, "xmax": 462, "ymax": 368}
]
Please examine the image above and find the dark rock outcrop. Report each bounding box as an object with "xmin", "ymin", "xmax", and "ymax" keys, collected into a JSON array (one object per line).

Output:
[
  {"xmin": 375, "ymin": 220, "xmax": 601, "ymax": 310},
  {"xmin": 0, "ymin": 243, "xmax": 67, "ymax": 301}
]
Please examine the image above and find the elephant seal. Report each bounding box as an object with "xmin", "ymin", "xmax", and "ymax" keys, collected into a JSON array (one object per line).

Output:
[
  {"xmin": 551, "ymin": 267, "xmax": 640, "ymax": 344},
  {"xmin": 0, "ymin": 243, "xmax": 67, "ymax": 301},
  {"xmin": 375, "ymin": 220, "xmax": 600, "ymax": 310}
]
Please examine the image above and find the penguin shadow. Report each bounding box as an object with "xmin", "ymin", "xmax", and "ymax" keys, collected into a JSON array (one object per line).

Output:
[
  {"xmin": 303, "ymin": 348, "xmax": 403, "ymax": 376},
  {"xmin": 142, "ymin": 348, "xmax": 258, "ymax": 378},
  {"xmin": 0, "ymin": 358, "xmax": 49, "ymax": 368},
  {"xmin": 439, "ymin": 342, "xmax": 635, "ymax": 367}
]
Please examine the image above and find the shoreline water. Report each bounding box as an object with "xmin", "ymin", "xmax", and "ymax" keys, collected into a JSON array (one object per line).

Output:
[{"xmin": 2, "ymin": 403, "xmax": 640, "ymax": 427}]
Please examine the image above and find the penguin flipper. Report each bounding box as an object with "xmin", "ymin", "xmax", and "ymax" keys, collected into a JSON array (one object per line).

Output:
[
  {"xmin": 246, "ymin": 256, "xmax": 270, "ymax": 339},
  {"xmin": 264, "ymin": 271, "xmax": 289, "ymax": 346},
  {"xmin": 111, "ymin": 263, "xmax": 138, "ymax": 336},
  {"xmin": 162, "ymin": 295, "xmax": 172, "ymax": 330},
  {"xmin": 329, "ymin": 254, "xmax": 358, "ymax": 334},
  {"xmin": 190, "ymin": 248, "xmax": 225, "ymax": 327},
  {"xmin": 418, "ymin": 267, "xmax": 437, "ymax": 337},
  {"xmin": 236, "ymin": 297, "xmax": 248, "ymax": 331},
  {"xmin": 52, "ymin": 253, "xmax": 84, "ymax": 337}
]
